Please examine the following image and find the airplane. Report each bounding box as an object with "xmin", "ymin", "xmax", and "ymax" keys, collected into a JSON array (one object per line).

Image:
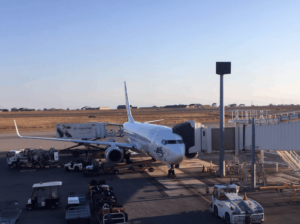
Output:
[{"xmin": 14, "ymin": 82, "xmax": 195, "ymax": 175}]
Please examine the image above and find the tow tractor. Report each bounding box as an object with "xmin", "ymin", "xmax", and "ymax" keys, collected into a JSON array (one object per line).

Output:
[
  {"xmin": 26, "ymin": 181, "xmax": 62, "ymax": 211},
  {"xmin": 210, "ymin": 184, "xmax": 264, "ymax": 224}
]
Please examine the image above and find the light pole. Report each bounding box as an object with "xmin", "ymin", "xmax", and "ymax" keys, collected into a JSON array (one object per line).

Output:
[{"xmin": 216, "ymin": 62, "xmax": 231, "ymax": 177}]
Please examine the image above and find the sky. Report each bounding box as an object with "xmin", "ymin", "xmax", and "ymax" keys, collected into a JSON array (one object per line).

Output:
[{"xmin": 1, "ymin": 1, "xmax": 300, "ymax": 109}]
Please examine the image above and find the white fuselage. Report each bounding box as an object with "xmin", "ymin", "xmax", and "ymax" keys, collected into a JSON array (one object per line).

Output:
[{"xmin": 123, "ymin": 121, "xmax": 185, "ymax": 165}]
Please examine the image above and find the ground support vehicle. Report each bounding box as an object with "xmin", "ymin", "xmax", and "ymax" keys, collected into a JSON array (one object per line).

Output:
[
  {"xmin": 64, "ymin": 158, "xmax": 94, "ymax": 172},
  {"xmin": 88, "ymin": 180, "xmax": 107, "ymax": 196},
  {"xmin": 88, "ymin": 180, "xmax": 114, "ymax": 199},
  {"xmin": 83, "ymin": 161, "xmax": 107, "ymax": 177},
  {"xmin": 65, "ymin": 194, "xmax": 91, "ymax": 224},
  {"xmin": 64, "ymin": 160, "xmax": 84, "ymax": 172},
  {"xmin": 210, "ymin": 184, "xmax": 264, "ymax": 224},
  {"xmin": 26, "ymin": 181, "xmax": 62, "ymax": 211},
  {"xmin": 93, "ymin": 201, "xmax": 128, "ymax": 224},
  {"xmin": 7, "ymin": 148, "xmax": 61, "ymax": 169},
  {"xmin": 0, "ymin": 201, "xmax": 22, "ymax": 224},
  {"xmin": 102, "ymin": 159, "xmax": 155, "ymax": 174}
]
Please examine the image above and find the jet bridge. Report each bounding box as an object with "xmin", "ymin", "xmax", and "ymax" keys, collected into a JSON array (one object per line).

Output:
[{"xmin": 172, "ymin": 120, "xmax": 236, "ymax": 157}]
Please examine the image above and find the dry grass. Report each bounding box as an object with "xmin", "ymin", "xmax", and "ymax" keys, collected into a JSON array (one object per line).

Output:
[{"xmin": 1, "ymin": 105, "xmax": 299, "ymax": 133}]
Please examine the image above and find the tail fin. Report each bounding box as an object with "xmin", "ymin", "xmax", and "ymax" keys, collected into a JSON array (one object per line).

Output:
[{"xmin": 124, "ymin": 81, "xmax": 134, "ymax": 123}]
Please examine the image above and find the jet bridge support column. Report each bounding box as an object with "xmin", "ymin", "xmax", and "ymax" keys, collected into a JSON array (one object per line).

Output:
[
  {"xmin": 251, "ymin": 118, "xmax": 256, "ymax": 190},
  {"xmin": 235, "ymin": 122, "xmax": 240, "ymax": 164}
]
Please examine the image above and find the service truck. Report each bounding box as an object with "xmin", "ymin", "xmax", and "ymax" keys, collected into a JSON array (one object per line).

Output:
[
  {"xmin": 210, "ymin": 184, "xmax": 264, "ymax": 224},
  {"xmin": 7, "ymin": 148, "xmax": 59, "ymax": 168}
]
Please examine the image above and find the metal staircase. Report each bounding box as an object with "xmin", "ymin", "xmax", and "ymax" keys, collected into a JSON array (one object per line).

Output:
[{"xmin": 276, "ymin": 151, "xmax": 300, "ymax": 177}]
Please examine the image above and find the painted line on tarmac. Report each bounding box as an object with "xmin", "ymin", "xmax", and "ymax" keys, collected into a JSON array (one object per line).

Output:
[{"xmin": 20, "ymin": 169, "xmax": 36, "ymax": 172}]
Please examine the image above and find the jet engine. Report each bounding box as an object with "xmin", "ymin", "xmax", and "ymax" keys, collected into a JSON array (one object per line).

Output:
[
  {"xmin": 105, "ymin": 146, "xmax": 124, "ymax": 163},
  {"xmin": 185, "ymin": 152, "xmax": 198, "ymax": 159}
]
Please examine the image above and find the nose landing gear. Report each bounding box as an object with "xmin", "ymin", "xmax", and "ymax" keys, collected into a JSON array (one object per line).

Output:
[{"xmin": 168, "ymin": 165, "xmax": 176, "ymax": 177}]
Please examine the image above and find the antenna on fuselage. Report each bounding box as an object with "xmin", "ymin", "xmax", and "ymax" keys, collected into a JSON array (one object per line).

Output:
[{"xmin": 124, "ymin": 81, "xmax": 134, "ymax": 123}]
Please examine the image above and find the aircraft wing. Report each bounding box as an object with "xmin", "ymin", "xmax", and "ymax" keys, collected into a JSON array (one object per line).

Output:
[{"xmin": 14, "ymin": 120, "xmax": 135, "ymax": 149}]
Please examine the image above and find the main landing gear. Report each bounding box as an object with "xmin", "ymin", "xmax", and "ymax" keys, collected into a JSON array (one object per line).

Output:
[{"xmin": 125, "ymin": 152, "xmax": 132, "ymax": 164}]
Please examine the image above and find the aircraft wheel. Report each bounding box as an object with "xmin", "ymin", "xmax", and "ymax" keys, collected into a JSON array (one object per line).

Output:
[{"xmin": 149, "ymin": 168, "xmax": 154, "ymax": 172}]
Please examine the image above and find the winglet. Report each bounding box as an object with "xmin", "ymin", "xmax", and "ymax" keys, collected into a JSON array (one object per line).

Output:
[
  {"xmin": 14, "ymin": 120, "xmax": 22, "ymax": 138},
  {"xmin": 124, "ymin": 81, "xmax": 134, "ymax": 123}
]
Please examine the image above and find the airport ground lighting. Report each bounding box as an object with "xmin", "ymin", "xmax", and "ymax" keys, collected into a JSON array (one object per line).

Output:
[{"xmin": 216, "ymin": 62, "xmax": 231, "ymax": 177}]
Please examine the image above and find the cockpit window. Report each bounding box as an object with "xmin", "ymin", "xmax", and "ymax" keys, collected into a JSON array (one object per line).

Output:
[
  {"xmin": 220, "ymin": 188, "xmax": 236, "ymax": 194},
  {"xmin": 161, "ymin": 140, "xmax": 184, "ymax": 145},
  {"xmin": 7, "ymin": 152, "xmax": 15, "ymax": 158}
]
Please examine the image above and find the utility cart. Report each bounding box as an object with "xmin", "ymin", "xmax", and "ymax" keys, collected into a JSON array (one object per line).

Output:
[
  {"xmin": 26, "ymin": 181, "xmax": 62, "ymax": 211},
  {"xmin": 65, "ymin": 194, "xmax": 91, "ymax": 224},
  {"xmin": 0, "ymin": 201, "xmax": 22, "ymax": 224}
]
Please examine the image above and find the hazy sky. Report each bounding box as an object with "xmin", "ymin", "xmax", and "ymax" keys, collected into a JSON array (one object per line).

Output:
[{"xmin": 1, "ymin": 1, "xmax": 300, "ymax": 109}]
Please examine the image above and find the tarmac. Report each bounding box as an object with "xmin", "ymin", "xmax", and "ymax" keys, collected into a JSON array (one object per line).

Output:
[{"xmin": 1, "ymin": 131, "xmax": 300, "ymax": 224}]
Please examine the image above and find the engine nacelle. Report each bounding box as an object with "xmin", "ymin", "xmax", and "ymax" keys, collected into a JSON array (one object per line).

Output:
[
  {"xmin": 185, "ymin": 152, "xmax": 198, "ymax": 159},
  {"xmin": 105, "ymin": 146, "xmax": 123, "ymax": 163}
]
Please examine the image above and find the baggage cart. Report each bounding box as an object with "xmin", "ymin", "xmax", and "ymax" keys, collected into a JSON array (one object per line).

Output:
[{"xmin": 65, "ymin": 194, "xmax": 91, "ymax": 224}]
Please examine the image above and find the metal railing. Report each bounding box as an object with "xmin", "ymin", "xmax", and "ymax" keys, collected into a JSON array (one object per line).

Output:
[{"xmin": 276, "ymin": 151, "xmax": 300, "ymax": 177}]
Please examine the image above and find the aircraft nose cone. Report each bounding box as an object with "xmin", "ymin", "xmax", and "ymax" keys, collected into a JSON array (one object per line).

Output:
[{"xmin": 170, "ymin": 145, "xmax": 185, "ymax": 164}]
